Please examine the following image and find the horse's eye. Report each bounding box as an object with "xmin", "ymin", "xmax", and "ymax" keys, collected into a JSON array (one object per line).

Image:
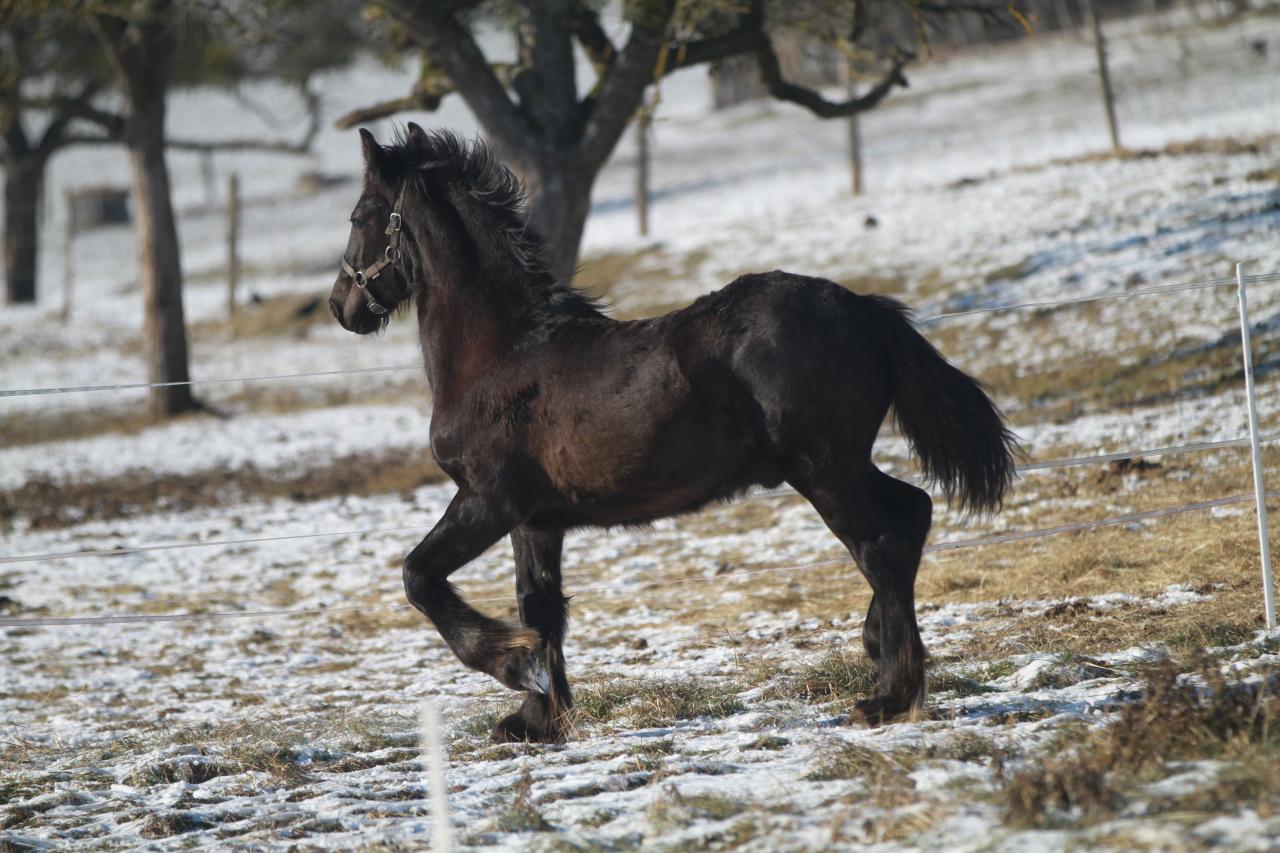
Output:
[{"xmin": 349, "ymin": 217, "xmax": 365, "ymax": 227}]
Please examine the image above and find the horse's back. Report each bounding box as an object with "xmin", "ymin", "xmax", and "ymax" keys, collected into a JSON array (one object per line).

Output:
[{"xmin": 667, "ymin": 271, "xmax": 894, "ymax": 451}]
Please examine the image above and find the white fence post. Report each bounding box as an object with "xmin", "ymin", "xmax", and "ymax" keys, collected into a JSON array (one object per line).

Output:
[
  {"xmin": 1236, "ymin": 262, "xmax": 1276, "ymax": 630},
  {"xmin": 419, "ymin": 701, "xmax": 454, "ymax": 852}
]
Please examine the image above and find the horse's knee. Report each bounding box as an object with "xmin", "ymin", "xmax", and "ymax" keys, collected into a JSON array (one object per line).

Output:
[{"xmin": 402, "ymin": 556, "xmax": 443, "ymax": 613}]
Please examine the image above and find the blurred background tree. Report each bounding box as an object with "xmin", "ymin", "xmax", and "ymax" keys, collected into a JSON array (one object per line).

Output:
[
  {"xmin": 1, "ymin": 0, "xmax": 362, "ymax": 418},
  {"xmin": 341, "ymin": 0, "xmax": 1024, "ymax": 280},
  {"xmin": 0, "ymin": 3, "xmax": 112, "ymax": 306}
]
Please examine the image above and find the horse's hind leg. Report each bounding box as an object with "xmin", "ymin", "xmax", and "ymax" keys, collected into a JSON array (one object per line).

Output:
[
  {"xmin": 790, "ymin": 466, "xmax": 932, "ymax": 724},
  {"xmin": 491, "ymin": 526, "xmax": 573, "ymax": 744}
]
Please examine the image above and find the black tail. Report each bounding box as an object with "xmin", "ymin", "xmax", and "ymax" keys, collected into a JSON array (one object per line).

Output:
[{"xmin": 866, "ymin": 295, "xmax": 1020, "ymax": 515}]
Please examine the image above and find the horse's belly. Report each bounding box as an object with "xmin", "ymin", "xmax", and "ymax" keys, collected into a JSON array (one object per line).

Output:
[{"xmin": 535, "ymin": 450, "xmax": 782, "ymax": 529}]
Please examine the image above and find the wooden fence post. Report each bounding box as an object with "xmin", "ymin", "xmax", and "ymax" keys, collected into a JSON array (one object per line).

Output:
[
  {"xmin": 843, "ymin": 60, "xmax": 864, "ymax": 196},
  {"xmin": 62, "ymin": 189, "xmax": 74, "ymax": 323},
  {"xmin": 1086, "ymin": 0, "xmax": 1122, "ymax": 153},
  {"xmin": 635, "ymin": 109, "xmax": 651, "ymax": 238},
  {"xmin": 227, "ymin": 173, "xmax": 240, "ymax": 325}
]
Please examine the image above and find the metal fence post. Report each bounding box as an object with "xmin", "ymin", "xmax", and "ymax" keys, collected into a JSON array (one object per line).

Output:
[{"xmin": 1236, "ymin": 262, "xmax": 1276, "ymax": 630}]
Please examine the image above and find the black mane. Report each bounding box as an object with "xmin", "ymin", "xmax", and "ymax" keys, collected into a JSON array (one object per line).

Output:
[{"xmin": 383, "ymin": 128, "xmax": 606, "ymax": 319}]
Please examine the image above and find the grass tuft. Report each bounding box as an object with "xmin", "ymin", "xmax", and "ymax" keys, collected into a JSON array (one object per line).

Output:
[
  {"xmin": 1002, "ymin": 656, "xmax": 1280, "ymax": 828},
  {"xmin": 805, "ymin": 742, "xmax": 917, "ymax": 782},
  {"xmin": 494, "ymin": 770, "xmax": 553, "ymax": 833},
  {"xmin": 574, "ymin": 678, "xmax": 745, "ymax": 728},
  {"xmin": 767, "ymin": 650, "xmax": 878, "ymax": 706}
]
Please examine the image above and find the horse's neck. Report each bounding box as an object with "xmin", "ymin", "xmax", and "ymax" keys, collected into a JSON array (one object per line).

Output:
[
  {"xmin": 416, "ymin": 268, "xmax": 528, "ymax": 405},
  {"xmin": 409, "ymin": 196, "xmax": 544, "ymax": 403}
]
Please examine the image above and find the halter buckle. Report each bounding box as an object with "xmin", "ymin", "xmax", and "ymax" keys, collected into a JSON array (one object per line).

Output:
[{"xmin": 387, "ymin": 211, "xmax": 402, "ymax": 234}]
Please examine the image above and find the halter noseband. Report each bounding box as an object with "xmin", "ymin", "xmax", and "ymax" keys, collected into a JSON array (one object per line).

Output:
[{"xmin": 340, "ymin": 184, "xmax": 407, "ymax": 316}]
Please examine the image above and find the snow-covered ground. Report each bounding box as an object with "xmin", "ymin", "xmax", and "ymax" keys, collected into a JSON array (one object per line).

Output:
[{"xmin": 4, "ymin": 7, "xmax": 1280, "ymax": 851}]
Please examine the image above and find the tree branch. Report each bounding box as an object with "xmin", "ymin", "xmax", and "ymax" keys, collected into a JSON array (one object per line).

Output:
[
  {"xmin": 578, "ymin": 1, "xmax": 677, "ymax": 175},
  {"xmin": 915, "ymin": 1, "xmax": 1022, "ymax": 17},
  {"xmin": 85, "ymin": 10, "xmax": 141, "ymax": 106},
  {"xmin": 513, "ymin": 0, "xmax": 578, "ymax": 140},
  {"xmin": 570, "ymin": 1, "xmax": 617, "ymax": 77},
  {"xmin": 1, "ymin": 116, "xmax": 30, "ymax": 159},
  {"xmin": 57, "ymin": 131, "xmax": 116, "ymax": 146},
  {"xmin": 755, "ymin": 37, "xmax": 911, "ymax": 118},
  {"xmin": 20, "ymin": 92, "xmax": 124, "ymax": 137},
  {"xmin": 35, "ymin": 80, "xmax": 105, "ymax": 154},
  {"xmin": 334, "ymin": 63, "xmax": 519, "ymax": 130},
  {"xmin": 168, "ymin": 83, "xmax": 321, "ymax": 154},
  {"xmin": 335, "ymin": 92, "xmax": 443, "ymax": 130},
  {"xmin": 662, "ymin": 23, "xmax": 768, "ymax": 74},
  {"xmin": 377, "ymin": 0, "xmax": 538, "ymax": 169}
]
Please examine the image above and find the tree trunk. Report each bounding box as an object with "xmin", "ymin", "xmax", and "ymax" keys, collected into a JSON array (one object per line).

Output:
[
  {"xmin": 126, "ymin": 92, "xmax": 195, "ymax": 418},
  {"xmin": 3, "ymin": 154, "xmax": 44, "ymax": 305},
  {"xmin": 525, "ymin": 159, "xmax": 593, "ymax": 282}
]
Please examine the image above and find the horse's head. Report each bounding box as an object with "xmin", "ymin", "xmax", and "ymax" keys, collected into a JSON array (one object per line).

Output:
[{"xmin": 329, "ymin": 127, "xmax": 419, "ymax": 335}]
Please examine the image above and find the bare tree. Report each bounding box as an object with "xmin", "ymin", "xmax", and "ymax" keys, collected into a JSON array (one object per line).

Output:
[
  {"xmin": 84, "ymin": 1, "xmax": 198, "ymax": 417},
  {"xmin": 341, "ymin": 1, "xmax": 1019, "ymax": 280},
  {"xmin": 3, "ymin": 1, "xmax": 357, "ymax": 419},
  {"xmin": 0, "ymin": 10, "xmax": 110, "ymax": 305}
]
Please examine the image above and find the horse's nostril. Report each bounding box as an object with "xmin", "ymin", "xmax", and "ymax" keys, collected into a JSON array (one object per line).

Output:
[{"xmin": 329, "ymin": 296, "xmax": 343, "ymax": 324}]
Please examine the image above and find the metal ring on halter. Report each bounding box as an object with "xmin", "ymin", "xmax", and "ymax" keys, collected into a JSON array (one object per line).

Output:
[{"xmin": 339, "ymin": 183, "xmax": 406, "ymax": 318}]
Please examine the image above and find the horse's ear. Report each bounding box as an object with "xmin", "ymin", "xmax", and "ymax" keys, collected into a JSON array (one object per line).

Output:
[
  {"xmin": 359, "ymin": 128, "xmax": 385, "ymax": 177},
  {"xmin": 406, "ymin": 122, "xmax": 428, "ymax": 145}
]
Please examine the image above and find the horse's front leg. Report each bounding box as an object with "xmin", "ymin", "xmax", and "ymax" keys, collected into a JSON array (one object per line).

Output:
[
  {"xmin": 402, "ymin": 489, "xmax": 545, "ymax": 693},
  {"xmin": 492, "ymin": 526, "xmax": 571, "ymax": 744}
]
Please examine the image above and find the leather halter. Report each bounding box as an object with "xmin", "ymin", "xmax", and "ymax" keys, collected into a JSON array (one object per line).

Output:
[{"xmin": 340, "ymin": 185, "xmax": 407, "ymax": 316}]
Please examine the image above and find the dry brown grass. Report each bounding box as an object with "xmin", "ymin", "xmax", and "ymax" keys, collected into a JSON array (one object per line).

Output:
[
  {"xmin": 763, "ymin": 649, "xmax": 878, "ymax": 707},
  {"xmin": 646, "ymin": 785, "xmax": 748, "ymax": 832},
  {"xmin": 805, "ymin": 741, "xmax": 916, "ymax": 782},
  {"xmin": 815, "ymin": 742, "xmax": 943, "ymax": 845},
  {"xmin": 1, "ymin": 448, "xmax": 445, "ymax": 531},
  {"xmin": 1002, "ymin": 658, "xmax": 1280, "ymax": 828},
  {"xmin": 942, "ymin": 133, "xmax": 1280, "ymax": 191},
  {"xmin": 573, "ymin": 677, "xmax": 746, "ymax": 730},
  {"xmin": 190, "ymin": 292, "xmax": 331, "ymax": 343}
]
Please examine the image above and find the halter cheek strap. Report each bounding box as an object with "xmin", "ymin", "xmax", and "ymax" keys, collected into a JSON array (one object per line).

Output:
[{"xmin": 340, "ymin": 185, "xmax": 407, "ymax": 316}]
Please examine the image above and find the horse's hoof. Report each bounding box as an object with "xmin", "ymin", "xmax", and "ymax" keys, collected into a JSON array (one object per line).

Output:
[
  {"xmin": 853, "ymin": 695, "xmax": 918, "ymax": 726},
  {"xmin": 490, "ymin": 710, "xmax": 559, "ymax": 744}
]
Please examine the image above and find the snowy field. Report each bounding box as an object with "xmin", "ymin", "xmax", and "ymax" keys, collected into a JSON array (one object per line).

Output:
[{"xmin": 4, "ymin": 7, "xmax": 1280, "ymax": 850}]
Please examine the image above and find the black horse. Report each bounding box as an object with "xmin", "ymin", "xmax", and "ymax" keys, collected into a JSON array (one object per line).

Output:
[{"xmin": 329, "ymin": 125, "xmax": 1018, "ymax": 742}]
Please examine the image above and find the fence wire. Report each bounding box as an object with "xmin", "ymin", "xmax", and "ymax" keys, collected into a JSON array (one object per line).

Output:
[
  {"xmin": 3, "ymin": 268, "xmax": 1278, "ymax": 629},
  {"xmin": 2, "ymin": 271, "xmax": 1276, "ymax": 399},
  {"xmin": 4, "ymin": 430, "xmax": 1276, "ymax": 568},
  {"xmin": 1, "ymin": 488, "xmax": 1267, "ymax": 629},
  {"xmin": 0, "ymin": 363, "xmax": 421, "ymax": 399}
]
